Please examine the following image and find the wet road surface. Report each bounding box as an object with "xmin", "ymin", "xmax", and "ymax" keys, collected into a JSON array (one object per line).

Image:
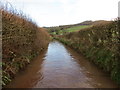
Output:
[{"xmin": 6, "ymin": 41, "xmax": 118, "ymax": 88}]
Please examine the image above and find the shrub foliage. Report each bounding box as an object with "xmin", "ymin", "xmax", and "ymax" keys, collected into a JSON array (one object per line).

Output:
[
  {"xmin": 1, "ymin": 2, "xmax": 49, "ymax": 86},
  {"xmin": 56, "ymin": 19, "xmax": 120, "ymax": 84}
]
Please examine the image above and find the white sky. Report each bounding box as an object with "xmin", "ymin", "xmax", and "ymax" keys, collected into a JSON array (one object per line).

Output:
[{"xmin": 4, "ymin": 0, "xmax": 120, "ymax": 27}]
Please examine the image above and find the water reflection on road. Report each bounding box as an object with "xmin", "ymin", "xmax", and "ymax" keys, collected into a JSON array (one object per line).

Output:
[{"xmin": 6, "ymin": 41, "xmax": 118, "ymax": 88}]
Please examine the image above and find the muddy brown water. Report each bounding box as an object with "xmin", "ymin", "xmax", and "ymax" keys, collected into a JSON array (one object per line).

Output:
[{"xmin": 6, "ymin": 41, "xmax": 118, "ymax": 88}]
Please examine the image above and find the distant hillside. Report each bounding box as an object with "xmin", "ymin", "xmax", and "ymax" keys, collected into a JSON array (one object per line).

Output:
[
  {"xmin": 46, "ymin": 20, "xmax": 111, "ymax": 35},
  {"xmin": 74, "ymin": 20, "xmax": 93, "ymax": 26},
  {"xmin": 76, "ymin": 20, "xmax": 111, "ymax": 26},
  {"xmin": 92, "ymin": 20, "xmax": 112, "ymax": 26}
]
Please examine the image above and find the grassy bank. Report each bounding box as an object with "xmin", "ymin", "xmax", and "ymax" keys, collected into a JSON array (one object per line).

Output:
[
  {"xmin": 1, "ymin": 4, "xmax": 50, "ymax": 86},
  {"xmin": 54, "ymin": 19, "xmax": 120, "ymax": 85}
]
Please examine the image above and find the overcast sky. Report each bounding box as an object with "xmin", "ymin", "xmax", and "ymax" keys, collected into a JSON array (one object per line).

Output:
[{"xmin": 4, "ymin": 0, "xmax": 120, "ymax": 27}]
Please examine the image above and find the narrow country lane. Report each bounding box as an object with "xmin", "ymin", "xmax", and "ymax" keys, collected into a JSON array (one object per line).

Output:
[{"xmin": 6, "ymin": 41, "xmax": 118, "ymax": 88}]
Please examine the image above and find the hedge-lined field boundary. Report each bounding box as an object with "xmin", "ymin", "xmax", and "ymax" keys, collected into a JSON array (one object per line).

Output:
[
  {"xmin": 55, "ymin": 19, "xmax": 120, "ymax": 85},
  {"xmin": 1, "ymin": 2, "xmax": 50, "ymax": 86}
]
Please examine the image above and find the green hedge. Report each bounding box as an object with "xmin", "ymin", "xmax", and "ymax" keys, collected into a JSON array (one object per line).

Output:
[{"xmin": 55, "ymin": 20, "xmax": 120, "ymax": 85}]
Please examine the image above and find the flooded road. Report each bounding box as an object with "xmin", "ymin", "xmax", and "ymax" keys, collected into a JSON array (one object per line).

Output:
[{"xmin": 6, "ymin": 41, "xmax": 118, "ymax": 88}]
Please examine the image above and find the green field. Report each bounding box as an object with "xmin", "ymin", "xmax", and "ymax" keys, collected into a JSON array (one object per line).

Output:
[
  {"xmin": 48, "ymin": 25, "xmax": 92, "ymax": 35},
  {"xmin": 65, "ymin": 25, "xmax": 91, "ymax": 32}
]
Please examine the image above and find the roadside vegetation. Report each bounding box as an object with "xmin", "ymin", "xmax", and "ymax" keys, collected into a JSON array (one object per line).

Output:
[
  {"xmin": 1, "ymin": 2, "xmax": 50, "ymax": 86},
  {"xmin": 55, "ymin": 19, "xmax": 120, "ymax": 85}
]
